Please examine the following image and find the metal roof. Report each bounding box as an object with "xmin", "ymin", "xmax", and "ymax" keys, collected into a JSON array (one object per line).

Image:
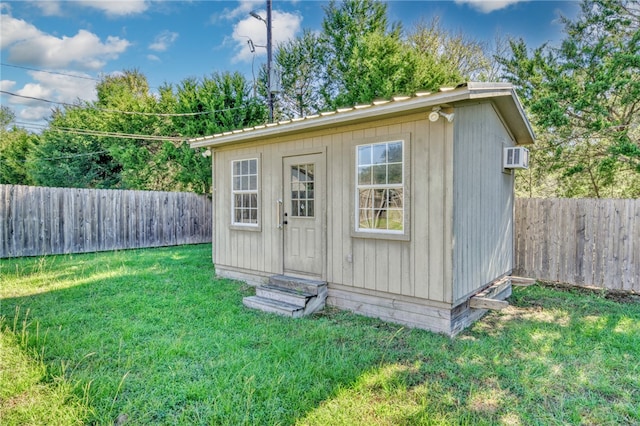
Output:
[{"xmin": 188, "ymin": 82, "xmax": 535, "ymax": 149}]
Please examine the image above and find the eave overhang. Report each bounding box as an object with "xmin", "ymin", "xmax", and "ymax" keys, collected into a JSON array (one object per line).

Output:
[{"xmin": 188, "ymin": 82, "xmax": 535, "ymax": 149}]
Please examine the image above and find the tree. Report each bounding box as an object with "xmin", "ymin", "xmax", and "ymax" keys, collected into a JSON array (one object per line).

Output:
[
  {"xmin": 275, "ymin": 30, "xmax": 326, "ymax": 118},
  {"xmin": 500, "ymin": 0, "xmax": 640, "ymax": 198},
  {"xmin": 273, "ymin": 0, "xmax": 468, "ymax": 116},
  {"xmin": 0, "ymin": 106, "xmax": 38, "ymax": 185},
  {"xmin": 29, "ymin": 105, "xmax": 122, "ymax": 189},
  {"xmin": 174, "ymin": 72, "xmax": 266, "ymax": 137},
  {"xmin": 28, "ymin": 70, "xmax": 265, "ymax": 193},
  {"xmin": 319, "ymin": 0, "xmax": 398, "ymax": 107},
  {"xmin": 407, "ymin": 17, "xmax": 491, "ymax": 81},
  {"xmin": 339, "ymin": 31, "xmax": 460, "ymax": 106}
]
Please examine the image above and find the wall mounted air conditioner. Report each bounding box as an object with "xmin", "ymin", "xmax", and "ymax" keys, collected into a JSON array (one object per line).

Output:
[{"xmin": 503, "ymin": 147, "xmax": 529, "ymax": 169}]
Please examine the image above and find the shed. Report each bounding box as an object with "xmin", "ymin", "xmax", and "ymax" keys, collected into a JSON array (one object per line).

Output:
[{"xmin": 190, "ymin": 82, "xmax": 535, "ymax": 336}]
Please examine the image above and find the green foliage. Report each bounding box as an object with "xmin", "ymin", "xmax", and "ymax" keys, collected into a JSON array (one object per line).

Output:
[
  {"xmin": 407, "ymin": 17, "xmax": 492, "ymax": 81},
  {"xmin": 28, "ymin": 104, "xmax": 122, "ymax": 189},
  {"xmin": 274, "ymin": 0, "xmax": 468, "ymax": 116},
  {"xmin": 30, "ymin": 132, "xmax": 122, "ymax": 189},
  {"xmin": 502, "ymin": 0, "xmax": 640, "ymax": 198},
  {"xmin": 174, "ymin": 72, "xmax": 266, "ymax": 137},
  {"xmin": 0, "ymin": 107, "xmax": 38, "ymax": 185},
  {"xmin": 339, "ymin": 31, "xmax": 458, "ymax": 106},
  {"xmin": 275, "ymin": 30, "xmax": 326, "ymax": 118},
  {"xmin": 320, "ymin": 0, "xmax": 397, "ymax": 107},
  {"xmin": 93, "ymin": 70, "xmax": 174, "ymax": 190},
  {"xmin": 24, "ymin": 70, "xmax": 266, "ymax": 193}
]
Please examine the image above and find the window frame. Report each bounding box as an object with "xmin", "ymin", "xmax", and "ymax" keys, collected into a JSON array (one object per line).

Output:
[
  {"xmin": 351, "ymin": 134, "xmax": 411, "ymax": 241},
  {"xmin": 230, "ymin": 156, "xmax": 261, "ymax": 230}
]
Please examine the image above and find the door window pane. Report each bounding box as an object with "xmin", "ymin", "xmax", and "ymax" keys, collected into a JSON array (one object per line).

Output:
[{"xmin": 290, "ymin": 163, "xmax": 315, "ymax": 217}]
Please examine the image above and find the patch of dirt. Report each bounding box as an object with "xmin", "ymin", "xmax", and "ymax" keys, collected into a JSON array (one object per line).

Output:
[
  {"xmin": 604, "ymin": 291, "xmax": 640, "ymax": 304},
  {"xmin": 538, "ymin": 280, "xmax": 640, "ymax": 304}
]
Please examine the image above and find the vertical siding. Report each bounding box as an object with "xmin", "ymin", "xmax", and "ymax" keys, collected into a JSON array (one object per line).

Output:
[
  {"xmin": 452, "ymin": 103, "xmax": 515, "ymax": 303},
  {"xmin": 213, "ymin": 113, "xmax": 456, "ymax": 304}
]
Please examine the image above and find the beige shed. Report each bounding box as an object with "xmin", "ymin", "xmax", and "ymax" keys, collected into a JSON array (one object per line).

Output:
[{"xmin": 190, "ymin": 82, "xmax": 535, "ymax": 336}]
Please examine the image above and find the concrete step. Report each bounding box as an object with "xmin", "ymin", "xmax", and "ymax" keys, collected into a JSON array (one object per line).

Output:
[
  {"xmin": 242, "ymin": 296, "xmax": 305, "ymax": 318},
  {"xmin": 256, "ymin": 285, "xmax": 312, "ymax": 308},
  {"xmin": 269, "ymin": 274, "xmax": 327, "ymax": 296}
]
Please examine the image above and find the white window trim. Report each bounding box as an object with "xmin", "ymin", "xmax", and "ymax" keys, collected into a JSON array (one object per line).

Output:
[
  {"xmin": 352, "ymin": 134, "xmax": 411, "ymax": 241},
  {"xmin": 230, "ymin": 157, "xmax": 260, "ymax": 229}
]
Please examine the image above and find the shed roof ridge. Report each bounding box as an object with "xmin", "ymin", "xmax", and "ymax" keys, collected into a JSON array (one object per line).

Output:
[
  {"xmin": 186, "ymin": 82, "xmax": 535, "ymax": 147},
  {"xmin": 187, "ymin": 82, "xmax": 484, "ymax": 143}
]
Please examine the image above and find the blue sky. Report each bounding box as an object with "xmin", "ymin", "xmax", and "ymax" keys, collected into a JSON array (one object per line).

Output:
[{"xmin": 1, "ymin": 0, "xmax": 580, "ymax": 125}]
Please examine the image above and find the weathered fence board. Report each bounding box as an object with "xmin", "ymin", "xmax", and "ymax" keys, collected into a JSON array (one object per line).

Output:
[
  {"xmin": 0, "ymin": 185, "xmax": 212, "ymax": 258},
  {"xmin": 515, "ymin": 198, "xmax": 639, "ymax": 292}
]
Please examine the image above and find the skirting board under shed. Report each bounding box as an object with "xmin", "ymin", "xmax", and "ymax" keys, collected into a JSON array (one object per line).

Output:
[
  {"xmin": 327, "ymin": 287, "xmax": 453, "ymax": 335},
  {"xmin": 327, "ymin": 279, "xmax": 513, "ymax": 337},
  {"xmin": 218, "ymin": 265, "xmax": 513, "ymax": 336},
  {"xmin": 215, "ymin": 266, "xmax": 270, "ymax": 287}
]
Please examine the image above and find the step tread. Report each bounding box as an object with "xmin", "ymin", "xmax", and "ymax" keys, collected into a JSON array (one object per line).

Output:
[
  {"xmin": 270, "ymin": 274, "xmax": 326, "ymax": 287},
  {"xmin": 243, "ymin": 295, "xmax": 304, "ymax": 313},
  {"xmin": 269, "ymin": 275, "xmax": 327, "ymax": 296},
  {"xmin": 260, "ymin": 284, "xmax": 314, "ymax": 298}
]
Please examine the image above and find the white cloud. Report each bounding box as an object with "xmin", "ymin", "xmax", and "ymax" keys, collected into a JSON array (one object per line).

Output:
[
  {"xmin": 34, "ymin": 0, "xmax": 63, "ymax": 16},
  {"xmin": 77, "ymin": 0, "xmax": 149, "ymax": 16},
  {"xmin": 5, "ymin": 70, "xmax": 98, "ymax": 121},
  {"xmin": 1, "ymin": 80, "xmax": 16, "ymax": 91},
  {"xmin": 147, "ymin": 54, "xmax": 161, "ymax": 61},
  {"xmin": 32, "ymin": 71, "xmax": 97, "ymax": 105},
  {"xmin": 454, "ymin": 0, "xmax": 527, "ymax": 14},
  {"xmin": 231, "ymin": 10, "xmax": 302, "ymax": 62},
  {"xmin": 31, "ymin": 0, "xmax": 148, "ymax": 17},
  {"xmin": 19, "ymin": 106, "xmax": 53, "ymax": 121},
  {"xmin": 211, "ymin": 0, "xmax": 264, "ymax": 23},
  {"xmin": 149, "ymin": 30, "xmax": 179, "ymax": 52},
  {"xmin": 14, "ymin": 82, "xmax": 55, "ymax": 105},
  {"xmin": 3, "ymin": 14, "xmax": 130, "ymax": 70},
  {"xmin": 0, "ymin": 13, "xmax": 42, "ymax": 49}
]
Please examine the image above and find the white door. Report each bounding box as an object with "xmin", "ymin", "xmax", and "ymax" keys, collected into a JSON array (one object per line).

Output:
[{"xmin": 282, "ymin": 153, "xmax": 324, "ymax": 278}]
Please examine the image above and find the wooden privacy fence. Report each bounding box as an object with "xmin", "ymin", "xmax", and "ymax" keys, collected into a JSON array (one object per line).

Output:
[
  {"xmin": 514, "ymin": 198, "xmax": 639, "ymax": 293},
  {"xmin": 1, "ymin": 185, "xmax": 212, "ymax": 258}
]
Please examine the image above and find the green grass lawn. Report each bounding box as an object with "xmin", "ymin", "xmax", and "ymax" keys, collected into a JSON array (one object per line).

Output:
[{"xmin": 1, "ymin": 244, "xmax": 639, "ymax": 425}]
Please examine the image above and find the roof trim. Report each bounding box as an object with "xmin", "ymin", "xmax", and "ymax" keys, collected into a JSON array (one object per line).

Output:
[{"xmin": 189, "ymin": 82, "xmax": 535, "ymax": 149}]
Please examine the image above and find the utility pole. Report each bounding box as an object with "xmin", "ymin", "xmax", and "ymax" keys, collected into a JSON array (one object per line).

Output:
[
  {"xmin": 266, "ymin": 0, "xmax": 273, "ymax": 123},
  {"xmin": 250, "ymin": 0, "xmax": 274, "ymax": 122}
]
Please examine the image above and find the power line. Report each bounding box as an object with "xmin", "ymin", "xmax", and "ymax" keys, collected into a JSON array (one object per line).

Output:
[
  {"xmin": 1, "ymin": 90, "xmax": 247, "ymax": 117},
  {"xmin": 0, "ymin": 62, "xmax": 101, "ymax": 81},
  {"xmin": 1, "ymin": 62, "xmax": 165, "ymax": 91},
  {"xmin": 15, "ymin": 121, "xmax": 187, "ymax": 143},
  {"xmin": 0, "ymin": 150, "xmax": 111, "ymax": 163}
]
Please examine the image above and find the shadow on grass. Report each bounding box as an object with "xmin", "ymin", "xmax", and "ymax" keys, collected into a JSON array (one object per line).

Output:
[
  {"xmin": 299, "ymin": 286, "xmax": 640, "ymax": 425},
  {"xmin": 2, "ymin": 245, "xmax": 639, "ymax": 425}
]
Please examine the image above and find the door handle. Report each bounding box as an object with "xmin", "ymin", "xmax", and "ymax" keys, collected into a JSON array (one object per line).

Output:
[{"xmin": 276, "ymin": 199, "xmax": 283, "ymax": 229}]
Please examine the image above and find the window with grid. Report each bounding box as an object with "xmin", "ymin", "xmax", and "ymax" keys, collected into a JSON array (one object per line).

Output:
[
  {"xmin": 231, "ymin": 158, "xmax": 258, "ymax": 226},
  {"xmin": 356, "ymin": 141, "xmax": 404, "ymax": 233},
  {"xmin": 290, "ymin": 163, "xmax": 315, "ymax": 218}
]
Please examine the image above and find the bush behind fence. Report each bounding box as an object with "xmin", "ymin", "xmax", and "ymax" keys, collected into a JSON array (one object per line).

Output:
[
  {"xmin": 514, "ymin": 198, "xmax": 639, "ymax": 293},
  {"xmin": 1, "ymin": 185, "xmax": 212, "ymax": 258}
]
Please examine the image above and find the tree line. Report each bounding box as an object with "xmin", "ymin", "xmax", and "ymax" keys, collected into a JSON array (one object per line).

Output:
[{"xmin": 1, "ymin": 0, "xmax": 638, "ymax": 197}]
